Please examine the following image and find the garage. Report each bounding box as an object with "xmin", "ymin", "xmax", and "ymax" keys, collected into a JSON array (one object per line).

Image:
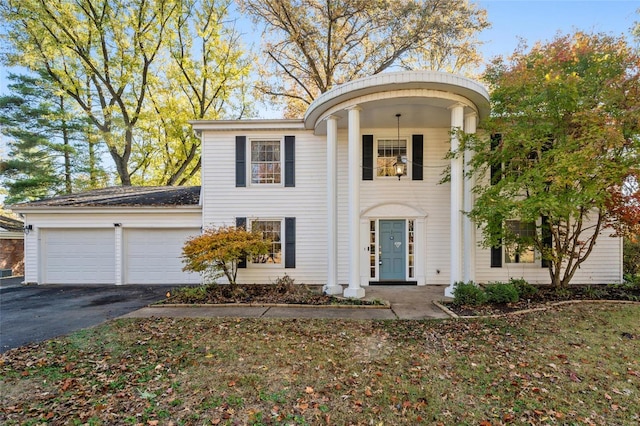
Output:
[
  {"xmin": 41, "ymin": 228, "xmax": 115, "ymax": 284},
  {"xmin": 124, "ymin": 228, "xmax": 201, "ymax": 284}
]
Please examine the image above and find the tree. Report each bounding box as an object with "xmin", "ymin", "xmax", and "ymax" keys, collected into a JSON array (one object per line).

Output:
[
  {"xmin": 238, "ymin": 0, "xmax": 489, "ymax": 116},
  {"xmin": 182, "ymin": 225, "xmax": 271, "ymax": 287},
  {"xmin": 459, "ymin": 32, "xmax": 640, "ymax": 288},
  {"xmin": 1, "ymin": 0, "xmax": 250, "ymax": 186},
  {"xmin": 0, "ymin": 72, "xmax": 108, "ymax": 204}
]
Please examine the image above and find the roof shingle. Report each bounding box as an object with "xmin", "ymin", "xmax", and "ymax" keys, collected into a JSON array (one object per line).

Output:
[{"xmin": 12, "ymin": 186, "xmax": 201, "ymax": 208}]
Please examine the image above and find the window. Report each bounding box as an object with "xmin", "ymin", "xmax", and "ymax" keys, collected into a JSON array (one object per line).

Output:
[
  {"xmin": 505, "ymin": 220, "xmax": 536, "ymax": 264},
  {"xmin": 408, "ymin": 220, "xmax": 414, "ymax": 278},
  {"xmin": 369, "ymin": 220, "xmax": 376, "ymax": 278},
  {"xmin": 251, "ymin": 220, "xmax": 282, "ymax": 264},
  {"xmin": 377, "ymin": 139, "xmax": 407, "ymax": 177},
  {"xmin": 251, "ymin": 140, "xmax": 281, "ymax": 184}
]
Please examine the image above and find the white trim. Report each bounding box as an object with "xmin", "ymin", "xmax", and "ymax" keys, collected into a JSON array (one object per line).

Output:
[
  {"xmin": 374, "ymin": 136, "xmax": 409, "ymax": 179},
  {"xmin": 190, "ymin": 119, "xmax": 305, "ymax": 132},
  {"xmin": 305, "ymin": 71, "xmax": 490, "ymax": 130},
  {"xmin": 248, "ymin": 218, "xmax": 285, "ymax": 268},
  {"xmin": 0, "ymin": 231, "xmax": 23, "ymax": 239},
  {"xmin": 248, "ymin": 137, "xmax": 285, "ymax": 187}
]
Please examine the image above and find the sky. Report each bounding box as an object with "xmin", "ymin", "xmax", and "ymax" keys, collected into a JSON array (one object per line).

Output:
[
  {"xmin": 0, "ymin": 0, "xmax": 638, "ymax": 187},
  {"xmin": 476, "ymin": 0, "xmax": 638, "ymax": 64},
  {"xmin": 0, "ymin": 0, "xmax": 637, "ymax": 110}
]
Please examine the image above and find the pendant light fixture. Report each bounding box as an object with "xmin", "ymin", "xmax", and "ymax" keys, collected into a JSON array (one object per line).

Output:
[{"xmin": 394, "ymin": 113, "xmax": 404, "ymax": 180}]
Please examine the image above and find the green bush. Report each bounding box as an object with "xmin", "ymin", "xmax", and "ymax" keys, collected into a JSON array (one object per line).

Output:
[
  {"xmin": 623, "ymin": 237, "xmax": 640, "ymax": 276},
  {"xmin": 509, "ymin": 278, "xmax": 538, "ymax": 298},
  {"xmin": 485, "ymin": 282, "xmax": 519, "ymax": 304},
  {"xmin": 452, "ymin": 281, "xmax": 487, "ymax": 306}
]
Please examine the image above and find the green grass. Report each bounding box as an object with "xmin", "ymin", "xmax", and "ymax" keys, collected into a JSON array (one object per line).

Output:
[{"xmin": 1, "ymin": 303, "xmax": 639, "ymax": 425}]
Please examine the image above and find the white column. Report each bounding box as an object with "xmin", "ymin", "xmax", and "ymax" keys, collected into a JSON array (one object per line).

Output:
[
  {"xmin": 463, "ymin": 112, "xmax": 477, "ymax": 283},
  {"xmin": 24, "ymin": 226, "xmax": 38, "ymax": 284},
  {"xmin": 445, "ymin": 104, "xmax": 465, "ymax": 298},
  {"xmin": 114, "ymin": 224, "xmax": 123, "ymax": 285},
  {"xmin": 344, "ymin": 106, "xmax": 365, "ymax": 299},
  {"xmin": 324, "ymin": 115, "xmax": 342, "ymax": 295}
]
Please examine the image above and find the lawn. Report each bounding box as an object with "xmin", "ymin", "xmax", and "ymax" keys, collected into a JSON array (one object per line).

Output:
[{"xmin": 1, "ymin": 303, "xmax": 639, "ymax": 425}]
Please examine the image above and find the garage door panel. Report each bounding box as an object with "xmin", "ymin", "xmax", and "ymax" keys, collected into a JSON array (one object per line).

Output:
[
  {"xmin": 42, "ymin": 229, "xmax": 115, "ymax": 284},
  {"xmin": 125, "ymin": 228, "xmax": 200, "ymax": 284}
]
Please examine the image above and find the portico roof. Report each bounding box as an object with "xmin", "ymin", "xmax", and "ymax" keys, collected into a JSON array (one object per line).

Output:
[{"xmin": 304, "ymin": 70, "xmax": 490, "ymax": 135}]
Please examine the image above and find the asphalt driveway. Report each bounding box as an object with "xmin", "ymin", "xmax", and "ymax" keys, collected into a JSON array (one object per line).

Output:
[{"xmin": 0, "ymin": 281, "xmax": 172, "ymax": 353}]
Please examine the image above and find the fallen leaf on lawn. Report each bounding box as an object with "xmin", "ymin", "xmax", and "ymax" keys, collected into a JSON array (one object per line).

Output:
[
  {"xmin": 604, "ymin": 393, "xmax": 612, "ymax": 400},
  {"xmin": 365, "ymin": 388, "xmax": 373, "ymax": 397},
  {"xmin": 305, "ymin": 386, "xmax": 314, "ymax": 394},
  {"xmin": 60, "ymin": 378, "xmax": 74, "ymax": 392},
  {"xmin": 228, "ymin": 381, "xmax": 236, "ymax": 387}
]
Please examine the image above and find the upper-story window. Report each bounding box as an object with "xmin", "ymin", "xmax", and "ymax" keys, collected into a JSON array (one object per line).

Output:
[
  {"xmin": 251, "ymin": 140, "xmax": 281, "ymax": 184},
  {"xmin": 377, "ymin": 139, "xmax": 407, "ymax": 178}
]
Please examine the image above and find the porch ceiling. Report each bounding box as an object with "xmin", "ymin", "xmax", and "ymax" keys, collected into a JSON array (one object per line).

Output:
[
  {"xmin": 323, "ymin": 96, "xmax": 454, "ymax": 133},
  {"xmin": 304, "ymin": 70, "xmax": 490, "ymax": 135}
]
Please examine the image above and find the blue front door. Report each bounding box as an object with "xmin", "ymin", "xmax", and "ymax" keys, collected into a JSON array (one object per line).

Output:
[{"xmin": 380, "ymin": 220, "xmax": 406, "ymax": 281}]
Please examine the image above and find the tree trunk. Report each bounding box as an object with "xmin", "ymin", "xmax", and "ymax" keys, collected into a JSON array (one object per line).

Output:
[{"xmin": 59, "ymin": 96, "xmax": 72, "ymax": 194}]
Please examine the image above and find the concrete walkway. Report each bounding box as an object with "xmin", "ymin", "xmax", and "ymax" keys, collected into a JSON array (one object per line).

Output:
[{"xmin": 122, "ymin": 285, "xmax": 453, "ymax": 320}]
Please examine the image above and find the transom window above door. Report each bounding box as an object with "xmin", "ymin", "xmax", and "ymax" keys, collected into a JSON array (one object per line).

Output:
[
  {"xmin": 377, "ymin": 139, "xmax": 407, "ymax": 177},
  {"xmin": 251, "ymin": 140, "xmax": 281, "ymax": 184}
]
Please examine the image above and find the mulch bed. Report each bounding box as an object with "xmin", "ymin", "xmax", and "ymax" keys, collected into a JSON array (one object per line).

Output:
[
  {"xmin": 447, "ymin": 284, "xmax": 640, "ymax": 317},
  {"xmin": 162, "ymin": 283, "xmax": 381, "ymax": 306}
]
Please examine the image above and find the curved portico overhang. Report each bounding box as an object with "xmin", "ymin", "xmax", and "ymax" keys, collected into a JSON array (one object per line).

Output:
[{"xmin": 304, "ymin": 70, "xmax": 490, "ymax": 135}]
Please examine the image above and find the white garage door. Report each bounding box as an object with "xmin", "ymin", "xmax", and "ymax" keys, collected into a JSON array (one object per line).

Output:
[
  {"xmin": 125, "ymin": 228, "xmax": 201, "ymax": 284},
  {"xmin": 41, "ymin": 228, "xmax": 115, "ymax": 284}
]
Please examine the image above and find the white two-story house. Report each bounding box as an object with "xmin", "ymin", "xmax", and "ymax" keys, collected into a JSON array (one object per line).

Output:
[{"xmin": 14, "ymin": 71, "xmax": 623, "ymax": 297}]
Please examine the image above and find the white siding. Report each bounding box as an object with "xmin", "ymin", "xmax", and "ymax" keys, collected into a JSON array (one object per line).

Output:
[
  {"xmin": 201, "ymin": 126, "xmax": 623, "ymax": 287},
  {"xmin": 475, "ymin": 220, "xmax": 623, "ymax": 285},
  {"xmin": 202, "ymin": 131, "xmax": 328, "ymax": 284},
  {"xmin": 340, "ymin": 127, "xmax": 453, "ymax": 285}
]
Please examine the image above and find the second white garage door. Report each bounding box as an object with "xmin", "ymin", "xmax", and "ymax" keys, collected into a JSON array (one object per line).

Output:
[{"xmin": 124, "ymin": 228, "xmax": 201, "ymax": 285}]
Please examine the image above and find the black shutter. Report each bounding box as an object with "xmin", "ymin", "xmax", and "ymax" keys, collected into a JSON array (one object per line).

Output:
[
  {"xmin": 412, "ymin": 134, "xmax": 423, "ymax": 181},
  {"xmin": 285, "ymin": 217, "xmax": 296, "ymax": 268},
  {"xmin": 490, "ymin": 133, "xmax": 502, "ymax": 185},
  {"xmin": 490, "ymin": 215, "xmax": 503, "ymax": 268},
  {"xmin": 236, "ymin": 136, "xmax": 246, "ymax": 187},
  {"xmin": 541, "ymin": 216, "xmax": 552, "ymax": 268},
  {"xmin": 362, "ymin": 135, "xmax": 373, "ymax": 180},
  {"xmin": 236, "ymin": 217, "xmax": 247, "ymax": 268},
  {"xmin": 284, "ymin": 136, "xmax": 295, "ymax": 187},
  {"xmin": 490, "ymin": 244, "xmax": 503, "ymax": 268}
]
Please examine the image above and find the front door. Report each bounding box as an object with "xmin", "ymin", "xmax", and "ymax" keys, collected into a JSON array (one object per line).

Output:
[{"xmin": 379, "ymin": 220, "xmax": 406, "ymax": 281}]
